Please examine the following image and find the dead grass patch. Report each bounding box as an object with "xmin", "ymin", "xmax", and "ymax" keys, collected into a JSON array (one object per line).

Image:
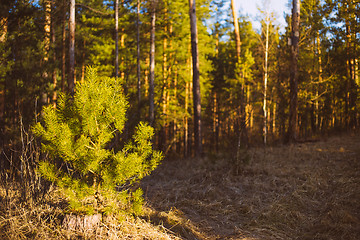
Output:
[
  {"xmin": 142, "ymin": 134, "xmax": 360, "ymax": 239},
  {"xmin": 0, "ymin": 180, "xmax": 181, "ymax": 240}
]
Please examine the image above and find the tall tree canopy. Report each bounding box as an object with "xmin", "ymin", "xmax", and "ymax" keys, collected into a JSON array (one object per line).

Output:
[{"xmin": 0, "ymin": 0, "xmax": 359, "ymax": 155}]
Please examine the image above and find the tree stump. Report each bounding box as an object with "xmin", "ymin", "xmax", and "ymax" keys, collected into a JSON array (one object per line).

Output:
[{"xmin": 62, "ymin": 214, "xmax": 102, "ymax": 231}]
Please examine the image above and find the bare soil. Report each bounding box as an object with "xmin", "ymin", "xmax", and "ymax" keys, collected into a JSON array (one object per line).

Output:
[{"xmin": 142, "ymin": 134, "xmax": 360, "ymax": 239}]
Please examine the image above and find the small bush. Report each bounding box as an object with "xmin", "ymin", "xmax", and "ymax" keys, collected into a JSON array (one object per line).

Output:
[{"xmin": 33, "ymin": 67, "xmax": 162, "ymax": 216}]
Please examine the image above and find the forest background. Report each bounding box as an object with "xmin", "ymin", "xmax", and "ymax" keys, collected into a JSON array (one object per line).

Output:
[{"xmin": 0, "ymin": 0, "xmax": 359, "ymax": 158}]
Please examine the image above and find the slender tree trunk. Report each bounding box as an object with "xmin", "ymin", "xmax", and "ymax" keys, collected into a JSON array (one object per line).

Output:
[
  {"xmin": 120, "ymin": 0, "xmax": 125, "ymax": 82},
  {"xmin": 184, "ymin": 53, "xmax": 191, "ymax": 158},
  {"xmin": 137, "ymin": 0, "xmax": 141, "ymax": 104},
  {"xmin": 231, "ymin": 0, "xmax": 247, "ymax": 150},
  {"xmin": 68, "ymin": 0, "xmax": 75, "ymax": 94},
  {"xmin": 149, "ymin": 0, "xmax": 157, "ymax": 126},
  {"xmin": 0, "ymin": 17, "xmax": 7, "ymax": 130},
  {"xmin": 162, "ymin": 4, "xmax": 168, "ymax": 149},
  {"xmin": 62, "ymin": 0, "xmax": 66, "ymax": 92},
  {"xmin": 80, "ymin": 40, "xmax": 86, "ymax": 83},
  {"xmin": 316, "ymin": 31, "xmax": 322, "ymax": 131},
  {"xmin": 345, "ymin": 15, "xmax": 351, "ymax": 128},
  {"xmin": 169, "ymin": 22, "xmax": 176, "ymax": 152},
  {"xmin": 0, "ymin": 17, "xmax": 7, "ymax": 42},
  {"xmin": 348, "ymin": 1, "xmax": 357, "ymax": 128},
  {"xmin": 213, "ymin": 28, "xmax": 219, "ymax": 152},
  {"xmin": 144, "ymin": 56, "xmax": 149, "ymax": 97},
  {"xmin": 173, "ymin": 59, "xmax": 178, "ymax": 153},
  {"xmin": 51, "ymin": 0, "xmax": 57, "ymax": 106},
  {"xmin": 184, "ymin": 80, "xmax": 189, "ymax": 158},
  {"xmin": 42, "ymin": 0, "xmax": 51, "ymax": 105},
  {"xmin": 115, "ymin": 0, "xmax": 119, "ymax": 80},
  {"xmin": 263, "ymin": 11, "xmax": 269, "ymax": 145},
  {"xmin": 44, "ymin": 0, "xmax": 51, "ymax": 63},
  {"xmin": 189, "ymin": 0, "xmax": 202, "ymax": 157},
  {"xmin": 247, "ymin": 85, "xmax": 252, "ymax": 130},
  {"xmin": 273, "ymin": 101, "xmax": 276, "ymax": 135},
  {"xmin": 231, "ymin": 0, "xmax": 241, "ymax": 60},
  {"xmin": 213, "ymin": 92, "xmax": 219, "ymax": 152},
  {"xmin": 288, "ymin": 0, "xmax": 300, "ymax": 142}
]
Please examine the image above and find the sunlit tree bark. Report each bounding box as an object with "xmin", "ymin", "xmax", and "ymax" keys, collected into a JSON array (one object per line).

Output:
[
  {"xmin": 68, "ymin": 0, "xmax": 75, "ymax": 94},
  {"xmin": 231, "ymin": 0, "xmax": 247, "ymax": 160},
  {"xmin": 149, "ymin": 0, "xmax": 157, "ymax": 126},
  {"xmin": 263, "ymin": 10, "xmax": 270, "ymax": 145},
  {"xmin": 61, "ymin": 0, "xmax": 66, "ymax": 92},
  {"xmin": 51, "ymin": 0, "xmax": 57, "ymax": 105},
  {"xmin": 189, "ymin": 0, "xmax": 202, "ymax": 157},
  {"xmin": 288, "ymin": 0, "xmax": 300, "ymax": 142},
  {"xmin": 115, "ymin": 0, "xmax": 119, "ymax": 80},
  {"xmin": 42, "ymin": 0, "xmax": 51, "ymax": 104},
  {"xmin": 137, "ymin": 0, "xmax": 141, "ymax": 104}
]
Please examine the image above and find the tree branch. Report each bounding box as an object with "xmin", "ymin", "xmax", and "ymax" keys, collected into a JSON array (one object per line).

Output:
[{"xmin": 75, "ymin": 3, "xmax": 112, "ymax": 16}]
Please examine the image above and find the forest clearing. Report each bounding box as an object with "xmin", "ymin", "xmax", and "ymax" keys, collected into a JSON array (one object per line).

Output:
[
  {"xmin": 1, "ymin": 133, "xmax": 359, "ymax": 239},
  {"xmin": 142, "ymin": 133, "xmax": 360, "ymax": 239},
  {"xmin": 1, "ymin": 0, "xmax": 360, "ymax": 239}
]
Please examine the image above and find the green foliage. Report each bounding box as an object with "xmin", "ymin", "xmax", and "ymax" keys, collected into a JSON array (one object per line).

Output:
[{"xmin": 33, "ymin": 67, "xmax": 162, "ymax": 216}]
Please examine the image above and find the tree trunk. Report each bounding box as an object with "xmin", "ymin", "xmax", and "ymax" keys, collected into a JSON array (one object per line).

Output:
[
  {"xmin": 44, "ymin": 0, "xmax": 51, "ymax": 62},
  {"xmin": 288, "ymin": 0, "xmax": 300, "ymax": 142},
  {"xmin": 51, "ymin": 0, "xmax": 57, "ymax": 106},
  {"xmin": 316, "ymin": 31, "xmax": 322, "ymax": 131},
  {"xmin": 120, "ymin": 0, "xmax": 125, "ymax": 82},
  {"xmin": 149, "ymin": 0, "xmax": 157, "ymax": 126},
  {"xmin": 184, "ymin": 80, "xmax": 189, "ymax": 158},
  {"xmin": 349, "ymin": 2, "xmax": 357, "ymax": 129},
  {"xmin": 137, "ymin": 0, "xmax": 141, "ymax": 104},
  {"xmin": 231, "ymin": 0, "xmax": 247, "ymax": 154},
  {"xmin": 144, "ymin": 56, "xmax": 149, "ymax": 97},
  {"xmin": 115, "ymin": 0, "xmax": 119, "ymax": 80},
  {"xmin": 273, "ymin": 101, "xmax": 276, "ymax": 135},
  {"xmin": 189, "ymin": 0, "xmax": 202, "ymax": 157},
  {"xmin": 61, "ymin": 0, "xmax": 66, "ymax": 92},
  {"xmin": 162, "ymin": 4, "xmax": 168, "ymax": 150},
  {"xmin": 42, "ymin": 0, "xmax": 51, "ymax": 105},
  {"xmin": 68, "ymin": 0, "xmax": 75, "ymax": 95},
  {"xmin": 231, "ymin": 0, "xmax": 241, "ymax": 60},
  {"xmin": 0, "ymin": 16, "xmax": 7, "ymax": 134},
  {"xmin": 263, "ymin": 11, "xmax": 270, "ymax": 146},
  {"xmin": 80, "ymin": 40, "xmax": 86, "ymax": 83}
]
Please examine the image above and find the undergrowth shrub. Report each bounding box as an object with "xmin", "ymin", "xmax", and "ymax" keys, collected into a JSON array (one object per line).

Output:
[{"xmin": 32, "ymin": 67, "xmax": 162, "ymax": 217}]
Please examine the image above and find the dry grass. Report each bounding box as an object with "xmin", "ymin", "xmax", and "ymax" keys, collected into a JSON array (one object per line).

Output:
[
  {"xmin": 142, "ymin": 134, "xmax": 360, "ymax": 239},
  {"xmin": 0, "ymin": 182, "xmax": 181, "ymax": 240},
  {"xmin": 1, "ymin": 133, "xmax": 359, "ymax": 239},
  {"xmin": 0, "ymin": 120, "xmax": 181, "ymax": 240}
]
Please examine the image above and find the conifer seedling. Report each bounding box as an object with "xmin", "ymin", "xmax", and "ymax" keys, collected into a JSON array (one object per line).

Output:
[{"xmin": 33, "ymin": 67, "xmax": 162, "ymax": 217}]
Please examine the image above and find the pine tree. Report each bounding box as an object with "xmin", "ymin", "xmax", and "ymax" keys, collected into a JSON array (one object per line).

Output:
[
  {"xmin": 33, "ymin": 67, "xmax": 162, "ymax": 216},
  {"xmin": 288, "ymin": 0, "xmax": 300, "ymax": 142}
]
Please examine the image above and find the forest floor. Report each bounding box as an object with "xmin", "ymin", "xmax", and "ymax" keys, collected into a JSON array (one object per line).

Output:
[
  {"xmin": 141, "ymin": 133, "xmax": 360, "ymax": 239},
  {"xmin": 1, "ymin": 133, "xmax": 359, "ymax": 239}
]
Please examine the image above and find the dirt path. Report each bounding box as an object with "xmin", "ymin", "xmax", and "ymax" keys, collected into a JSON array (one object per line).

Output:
[{"xmin": 142, "ymin": 134, "xmax": 360, "ymax": 239}]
